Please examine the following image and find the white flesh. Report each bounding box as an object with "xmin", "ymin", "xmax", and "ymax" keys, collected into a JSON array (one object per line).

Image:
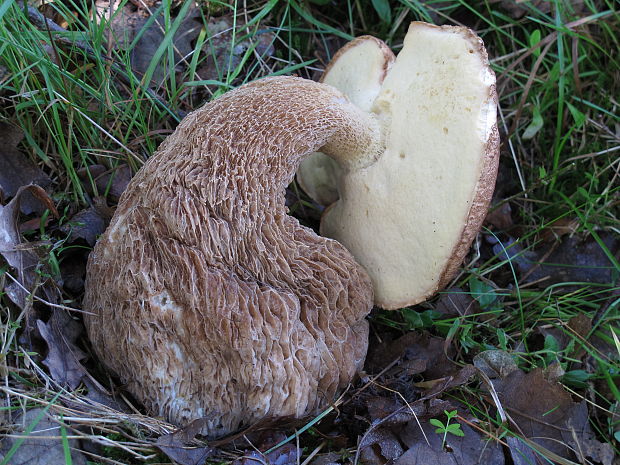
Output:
[{"xmin": 320, "ymin": 23, "xmax": 499, "ymax": 309}]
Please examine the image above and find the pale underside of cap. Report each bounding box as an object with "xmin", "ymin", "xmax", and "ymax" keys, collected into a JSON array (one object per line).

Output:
[{"xmin": 301, "ymin": 22, "xmax": 500, "ymax": 309}]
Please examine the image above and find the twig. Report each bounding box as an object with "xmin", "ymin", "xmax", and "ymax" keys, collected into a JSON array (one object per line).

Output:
[
  {"xmin": 5, "ymin": 271, "xmax": 92, "ymax": 315},
  {"xmin": 18, "ymin": 1, "xmax": 96, "ymax": 54}
]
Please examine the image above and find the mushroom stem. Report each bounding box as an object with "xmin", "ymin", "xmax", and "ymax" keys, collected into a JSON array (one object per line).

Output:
[
  {"xmin": 318, "ymin": 99, "xmax": 385, "ymax": 171},
  {"xmin": 144, "ymin": 78, "xmax": 384, "ymax": 215},
  {"xmin": 138, "ymin": 77, "xmax": 384, "ymax": 217},
  {"xmin": 232, "ymin": 77, "xmax": 385, "ymax": 174},
  {"xmin": 245, "ymin": 78, "xmax": 382, "ymax": 181}
]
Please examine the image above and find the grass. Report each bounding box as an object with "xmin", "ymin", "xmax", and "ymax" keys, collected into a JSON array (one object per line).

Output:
[{"xmin": 0, "ymin": 0, "xmax": 619, "ymax": 463}]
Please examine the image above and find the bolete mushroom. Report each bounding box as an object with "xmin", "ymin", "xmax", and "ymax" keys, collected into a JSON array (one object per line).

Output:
[
  {"xmin": 83, "ymin": 21, "xmax": 499, "ymax": 438},
  {"xmin": 83, "ymin": 77, "xmax": 378, "ymax": 438},
  {"xmin": 297, "ymin": 22, "xmax": 500, "ymax": 309}
]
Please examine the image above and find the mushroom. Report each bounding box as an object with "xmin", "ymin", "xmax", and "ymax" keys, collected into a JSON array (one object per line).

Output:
[
  {"xmin": 83, "ymin": 77, "xmax": 378, "ymax": 438},
  {"xmin": 297, "ymin": 22, "xmax": 500, "ymax": 309},
  {"xmin": 83, "ymin": 21, "xmax": 499, "ymax": 438}
]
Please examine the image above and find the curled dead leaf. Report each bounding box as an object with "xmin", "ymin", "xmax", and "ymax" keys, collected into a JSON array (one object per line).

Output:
[
  {"xmin": 0, "ymin": 184, "xmax": 58, "ymax": 309},
  {"xmin": 0, "ymin": 122, "xmax": 52, "ymax": 215},
  {"xmin": 495, "ymin": 368, "xmax": 614, "ymax": 464},
  {"xmin": 37, "ymin": 310, "xmax": 88, "ymax": 389}
]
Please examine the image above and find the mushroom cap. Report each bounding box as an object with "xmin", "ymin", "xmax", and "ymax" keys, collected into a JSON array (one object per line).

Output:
[
  {"xmin": 83, "ymin": 77, "xmax": 374, "ymax": 438},
  {"xmin": 299, "ymin": 22, "xmax": 500, "ymax": 309}
]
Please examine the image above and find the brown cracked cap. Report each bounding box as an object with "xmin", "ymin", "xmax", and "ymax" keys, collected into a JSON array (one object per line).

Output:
[
  {"xmin": 298, "ymin": 22, "xmax": 500, "ymax": 309},
  {"xmin": 83, "ymin": 77, "xmax": 378, "ymax": 438}
]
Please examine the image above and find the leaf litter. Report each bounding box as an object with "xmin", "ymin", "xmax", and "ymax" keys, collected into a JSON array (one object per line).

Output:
[
  {"xmin": 356, "ymin": 395, "xmax": 504, "ymax": 465},
  {"xmin": 232, "ymin": 443, "xmax": 299, "ymax": 465},
  {"xmin": 1, "ymin": 2, "xmax": 618, "ymax": 464},
  {"xmin": 0, "ymin": 184, "xmax": 58, "ymax": 310},
  {"xmin": 0, "ymin": 186, "xmax": 88, "ymax": 393},
  {"xmin": 95, "ymin": 1, "xmax": 275, "ymax": 92},
  {"xmin": 36, "ymin": 310, "xmax": 88, "ymax": 390},
  {"xmin": 485, "ymin": 226, "xmax": 618, "ymax": 287},
  {"xmin": 494, "ymin": 367, "xmax": 615, "ymax": 465},
  {"xmin": 78, "ymin": 163, "xmax": 133, "ymax": 204},
  {"xmin": 95, "ymin": 0, "xmax": 203, "ymax": 88},
  {"xmin": 155, "ymin": 418, "xmax": 214, "ymax": 465},
  {"xmin": 0, "ymin": 407, "xmax": 88, "ymax": 465}
]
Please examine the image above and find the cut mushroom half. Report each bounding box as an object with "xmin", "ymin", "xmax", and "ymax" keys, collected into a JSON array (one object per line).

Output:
[{"xmin": 297, "ymin": 22, "xmax": 500, "ymax": 309}]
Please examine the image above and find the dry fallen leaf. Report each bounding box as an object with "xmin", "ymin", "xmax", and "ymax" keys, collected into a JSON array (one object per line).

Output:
[
  {"xmin": 0, "ymin": 408, "xmax": 88, "ymax": 465},
  {"xmin": 36, "ymin": 310, "xmax": 88, "ymax": 389},
  {"xmin": 356, "ymin": 365, "xmax": 484, "ymax": 465},
  {"xmin": 96, "ymin": 1, "xmax": 203, "ymax": 87},
  {"xmin": 485, "ymin": 202, "xmax": 513, "ymax": 231},
  {"xmin": 367, "ymin": 331, "xmax": 457, "ymax": 380},
  {"xmin": 0, "ymin": 184, "xmax": 58, "ymax": 309},
  {"xmin": 434, "ymin": 287, "xmax": 477, "ymax": 317},
  {"xmin": 195, "ymin": 16, "xmax": 274, "ymax": 84},
  {"xmin": 524, "ymin": 233, "xmax": 618, "ymax": 285},
  {"xmin": 536, "ymin": 313, "xmax": 593, "ymax": 366},
  {"xmin": 78, "ymin": 164, "xmax": 132, "ymax": 204},
  {"xmin": 0, "ymin": 184, "xmax": 89, "ymax": 388},
  {"xmin": 495, "ymin": 368, "xmax": 614, "ymax": 465},
  {"xmin": 420, "ymin": 365, "xmax": 477, "ymax": 398},
  {"xmin": 395, "ymin": 417, "xmax": 504, "ymax": 465},
  {"xmin": 0, "ymin": 122, "xmax": 51, "ymax": 215},
  {"xmin": 60, "ymin": 207, "xmax": 108, "ymax": 246},
  {"xmin": 359, "ymin": 428, "xmax": 404, "ymax": 464},
  {"xmin": 473, "ymin": 350, "xmax": 519, "ymax": 379},
  {"xmin": 232, "ymin": 443, "xmax": 300, "ymax": 465},
  {"xmin": 366, "ymin": 395, "xmax": 425, "ymax": 425},
  {"xmin": 134, "ymin": 9, "xmax": 202, "ymax": 87},
  {"xmin": 539, "ymin": 217, "xmax": 580, "ymax": 243},
  {"xmin": 505, "ymin": 436, "xmax": 539, "ymax": 465},
  {"xmin": 487, "ymin": 235, "xmax": 535, "ymax": 277},
  {"xmin": 310, "ymin": 452, "xmax": 341, "ymax": 465},
  {"xmin": 156, "ymin": 418, "xmax": 214, "ymax": 465},
  {"xmin": 358, "ymin": 398, "xmax": 504, "ymax": 465},
  {"xmin": 488, "ymin": 233, "xmax": 618, "ymax": 286}
]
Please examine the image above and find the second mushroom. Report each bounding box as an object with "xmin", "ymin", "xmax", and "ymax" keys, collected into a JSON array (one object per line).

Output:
[{"xmin": 83, "ymin": 22, "xmax": 498, "ymax": 438}]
